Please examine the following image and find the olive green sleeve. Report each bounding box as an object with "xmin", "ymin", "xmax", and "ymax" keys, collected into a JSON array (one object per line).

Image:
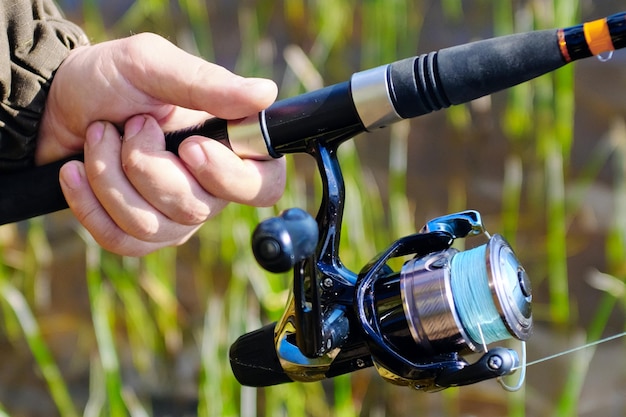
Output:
[{"xmin": 0, "ymin": 0, "xmax": 89, "ymax": 170}]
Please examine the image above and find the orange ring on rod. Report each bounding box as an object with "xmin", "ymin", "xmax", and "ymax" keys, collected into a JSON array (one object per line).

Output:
[
  {"xmin": 557, "ymin": 29, "xmax": 571, "ymax": 62},
  {"xmin": 583, "ymin": 18, "xmax": 615, "ymax": 56}
]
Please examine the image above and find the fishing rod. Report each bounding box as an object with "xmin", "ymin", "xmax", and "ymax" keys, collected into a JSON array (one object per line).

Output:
[
  {"xmin": 0, "ymin": 13, "xmax": 624, "ymax": 222},
  {"xmin": 0, "ymin": 11, "xmax": 624, "ymax": 390}
]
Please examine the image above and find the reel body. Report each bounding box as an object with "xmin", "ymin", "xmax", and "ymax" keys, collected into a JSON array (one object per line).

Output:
[{"xmin": 229, "ymin": 134, "xmax": 533, "ymax": 391}]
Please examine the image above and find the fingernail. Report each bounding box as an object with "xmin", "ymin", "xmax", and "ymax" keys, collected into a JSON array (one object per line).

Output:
[
  {"xmin": 86, "ymin": 122, "xmax": 105, "ymax": 146},
  {"xmin": 181, "ymin": 142, "xmax": 206, "ymax": 168},
  {"xmin": 124, "ymin": 116, "xmax": 147, "ymax": 140},
  {"xmin": 60, "ymin": 162, "xmax": 83, "ymax": 189}
]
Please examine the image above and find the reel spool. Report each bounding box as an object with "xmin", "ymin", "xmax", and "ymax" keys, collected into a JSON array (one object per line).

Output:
[{"xmin": 358, "ymin": 232, "xmax": 532, "ymax": 388}]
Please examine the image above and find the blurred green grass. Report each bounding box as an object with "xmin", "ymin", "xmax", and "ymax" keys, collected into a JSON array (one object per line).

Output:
[{"xmin": 0, "ymin": 0, "xmax": 625, "ymax": 416}]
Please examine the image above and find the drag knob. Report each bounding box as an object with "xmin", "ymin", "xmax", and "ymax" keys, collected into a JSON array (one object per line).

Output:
[{"xmin": 252, "ymin": 208, "xmax": 319, "ymax": 273}]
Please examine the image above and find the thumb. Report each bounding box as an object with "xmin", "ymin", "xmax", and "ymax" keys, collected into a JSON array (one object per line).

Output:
[{"xmin": 118, "ymin": 33, "xmax": 277, "ymax": 119}]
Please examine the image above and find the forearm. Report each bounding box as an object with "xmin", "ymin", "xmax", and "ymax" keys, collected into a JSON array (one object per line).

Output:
[{"xmin": 0, "ymin": 0, "xmax": 88, "ymax": 170}]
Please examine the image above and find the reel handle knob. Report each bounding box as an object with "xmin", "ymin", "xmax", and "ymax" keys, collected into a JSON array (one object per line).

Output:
[{"xmin": 252, "ymin": 208, "xmax": 319, "ymax": 273}]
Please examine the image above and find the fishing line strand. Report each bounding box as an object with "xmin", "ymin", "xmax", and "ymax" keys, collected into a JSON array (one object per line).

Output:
[
  {"xmin": 498, "ymin": 341, "xmax": 526, "ymax": 392},
  {"xmin": 512, "ymin": 330, "xmax": 626, "ymax": 371}
]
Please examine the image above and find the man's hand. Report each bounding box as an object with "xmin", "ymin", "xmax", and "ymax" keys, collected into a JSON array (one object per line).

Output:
[{"xmin": 38, "ymin": 33, "xmax": 286, "ymax": 256}]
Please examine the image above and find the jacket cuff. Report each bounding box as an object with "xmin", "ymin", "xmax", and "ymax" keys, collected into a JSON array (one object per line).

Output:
[{"xmin": 0, "ymin": 0, "xmax": 89, "ymax": 171}]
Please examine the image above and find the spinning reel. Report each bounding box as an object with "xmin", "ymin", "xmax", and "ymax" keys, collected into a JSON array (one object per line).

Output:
[
  {"xmin": 227, "ymin": 12, "xmax": 626, "ymax": 389},
  {"xmin": 229, "ymin": 137, "xmax": 532, "ymax": 391}
]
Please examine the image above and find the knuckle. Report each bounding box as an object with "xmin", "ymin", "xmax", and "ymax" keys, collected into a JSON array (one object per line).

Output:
[
  {"xmin": 168, "ymin": 198, "xmax": 214, "ymax": 226},
  {"xmin": 180, "ymin": 207, "xmax": 211, "ymax": 225},
  {"xmin": 124, "ymin": 32, "xmax": 169, "ymax": 55},
  {"xmin": 167, "ymin": 209, "xmax": 200, "ymax": 226},
  {"xmin": 125, "ymin": 216, "xmax": 161, "ymax": 241},
  {"xmin": 73, "ymin": 207, "xmax": 140, "ymax": 255},
  {"xmin": 95, "ymin": 232, "xmax": 131, "ymax": 255},
  {"xmin": 257, "ymin": 163, "xmax": 286, "ymax": 206},
  {"xmin": 188, "ymin": 63, "xmax": 228, "ymax": 106},
  {"xmin": 259, "ymin": 185, "xmax": 285, "ymax": 206},
  {"xmin": 121, "ymin": 151, "xmax": 145, "ymax": 177},
  {"xmin": 96, "ymin": 224, "xmax": 158, "ymax": 257}
]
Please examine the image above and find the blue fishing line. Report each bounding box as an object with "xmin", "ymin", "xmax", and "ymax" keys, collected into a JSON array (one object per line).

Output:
[{"xmin": 450, "ymin": 244, "xmax": 511, "ymax": 346}]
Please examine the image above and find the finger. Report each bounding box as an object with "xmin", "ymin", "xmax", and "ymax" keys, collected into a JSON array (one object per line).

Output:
[
  {"xmin": 178, "ymin": 137, "xmax": 286, "ymax": 207},
  {"xmin": 121, "ymin": 115, "xmax": 229, "ymax": 224},
  {"xmin": 59, "ymin": 160, "xmax": 193, "ymax": 256},
  {"xmin": 83, "ymin": 121, "xmax": 199, "ymax": 243},
  {"xmin": 118, "ymin": 33, "xmax": 278, "ymax": 119}
]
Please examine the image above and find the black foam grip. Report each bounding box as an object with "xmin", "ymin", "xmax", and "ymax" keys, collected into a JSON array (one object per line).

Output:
[
  {"xmin": 388, "ymin": 29, "xmax": 566, "ymax": 121},
  {"xmin": 229, "ymin": 322, "xmax": 293, "ymax": 387},
  {"xmin": 0, "ymin": 156, "xmax": 80, "ymax": 225},
  {"xmin": 0, "ymin": 119, "xmax": 230, "ymax": 225},
  {"xmin": 437, "ymin": 29, "xmax": 565, "ymax": 105},
  {"xmin": 164, "ymin": 117, "xmax": 228, "ymax": 155}
]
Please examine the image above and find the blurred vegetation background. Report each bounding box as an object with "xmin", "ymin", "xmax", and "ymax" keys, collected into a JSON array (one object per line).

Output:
[{"xmin": 0, "ymin": 0, "xmax": 625, "ymax": 416}]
